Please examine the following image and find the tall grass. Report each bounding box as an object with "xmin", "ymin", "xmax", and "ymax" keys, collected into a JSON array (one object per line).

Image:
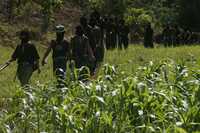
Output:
[
  {"xmin": 0, "ymin": 45, "xmax": 200, "ymax": 132},
  {"xmin": 1, "ymin": 44, "xmax": 200, "ymax": 97}
]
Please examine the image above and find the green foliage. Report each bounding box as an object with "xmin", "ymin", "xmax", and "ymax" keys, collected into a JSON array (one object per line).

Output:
[
  {"xmin": 124, "ymin": 8, "xmax": 152, "ymax": 40},
  {"xmin": 1, "ymin": 53, "xmax": 200, "ymax": 132},
  {"xmin": 4, "ymin": 0, "xmax": 64, "ymax": 32},
  {"xmin": 88, "ymin": 0, "xmax": 105, "ymax": 10},
  {"xmin": 3, "ymin": 0, "xmax": 200, "ymax": 31},
  {"xmin": 37, "ymin": 0, "xmax": 64, "ymax": 32},
  {"xmin": 178, "ymin": 0, "xmax": 200, "ymax": 30},
  {"xmin": 125, "ymin": 8, "xmax": 152, "ymax": 26},
  {"xmin": 39, "ymin": 0, "xmax": 63, "ymax": 14},
  {"xmin": 2, "ymin": 44, "xmax": 200, "ymax": 132}
]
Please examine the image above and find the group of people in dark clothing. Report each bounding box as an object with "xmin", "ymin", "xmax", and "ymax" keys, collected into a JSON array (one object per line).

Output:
[
  {"xmin": 143, "ymin": 23, "xmax": 199, "ymax": 48},
  {"xmin": 8, "ymin": 10, "xmax": 198, "ymax": 87},
  {"xmin": 162, "ymin": 24, "xmax": 198, "ymax": 47},
  {"xmin": 5, "ymin": 11, "xmax": 130, "ymax": 87},
  {"xmin": 88, "ymin": 11, "xmax": 130, "ymax": 50},
  {"xmin": 104, "ymin": 16, "xmax": 130, "ymax": 50}
]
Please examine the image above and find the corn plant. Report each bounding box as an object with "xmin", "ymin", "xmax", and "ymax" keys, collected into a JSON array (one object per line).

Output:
[{"xmin": 0, "ymin": 61, "xmax": 200, "ymax": 133}]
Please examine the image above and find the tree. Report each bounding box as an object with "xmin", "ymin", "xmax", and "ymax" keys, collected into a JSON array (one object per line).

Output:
[
  {"xmin": 1, "ymin": 0, "xmax": 64, "ymax": 32},
  {"xmin": 178, "ymin": 0, "xmax": 200, "ymax": 31},
  {"xmin": 1, "ymin": 0, "xmax": 14, "ymax": 20},
  {"xmin": 34, "ymin": 0, "xmax": 64, "ymax": 32}
]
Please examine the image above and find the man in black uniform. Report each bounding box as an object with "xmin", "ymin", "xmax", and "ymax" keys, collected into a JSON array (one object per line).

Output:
[
  {"xmin": 8, "ymin": 30, "xmax": 40, "ymax": 86},
  {"xmin": 80, "ymin": 16, "xmax": 92, "ymax": 40},
  {"xmin": 144, "ymin": 23, "xmax": 154, "ymax": 48},
  {"xmin": 110, "ymin": 17, "xmax": 117, "ymax": 49},
  {"xmin": 42, "ymin": 25, "xmax": 70, "ymax": 86},
  {"xmin": 184, "ymin": 28, "xmax": 192, "ymax": 44},
  {"xmin": 174, "ymin": 25, "xmax": 181, "ymax": 46},
  {"xmin": 71, "ymin": 25, "xmax": 95, "ymax": 80},
  {"xmin": 90, "ymin": 10, "xmax": 105, "ymax": 50},
  {"xmin": 162, "ymin": 25, "xmax": 171, "ymax": 47},
  {"xmin": 105, "ymin": 17, "xmax": 115, "ymax": 50},
  {"xmin": 80, "ymin": 16, "xmax": 96, "ymax": 72},
  {"xmin": 89, "ymin": 18, "xmax": 105, "ymax": 74},
  {"xmin": 118, "ymin": 18, "xmax": 130, "ymax": 49}
]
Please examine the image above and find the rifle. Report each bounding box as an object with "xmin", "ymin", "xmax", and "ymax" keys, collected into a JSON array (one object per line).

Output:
[{"xmin": 0, "ymin": 62, "xmax": 10, "ymax": 72}]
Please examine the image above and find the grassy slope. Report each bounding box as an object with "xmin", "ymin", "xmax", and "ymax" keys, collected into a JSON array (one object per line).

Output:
[{"xmin": 1, "ymin": 44, "xmax": 200, "ymax": 97}]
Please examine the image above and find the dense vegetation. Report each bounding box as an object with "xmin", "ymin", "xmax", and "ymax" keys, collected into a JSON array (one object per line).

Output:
[
  {"xmin": 1, "ymin": 45, "xmax": 200, "ymax": 132},
  {"xmin": 1, "ymin": 0, "xmax": 200, "ymax": 31},
  {"xmin": 0, "ymin": 0, "xmax": 200, "ymax": 132}
]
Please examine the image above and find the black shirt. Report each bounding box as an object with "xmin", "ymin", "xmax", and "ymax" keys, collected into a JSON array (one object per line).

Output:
[
  {"xmin": 12, "ymin": 42, "xmax": 40, "ymax": 64},
  {"xmin": 71, "ymin": 35, "xmax": 90, "ymax": 60},
  {"xmin": 50, "ymin": 40, "xmax": 70, "ymax": 60}
]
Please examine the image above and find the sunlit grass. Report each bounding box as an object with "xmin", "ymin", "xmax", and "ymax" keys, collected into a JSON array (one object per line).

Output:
[
  {"xmin": 1, "ymin": 44, "xmax": 200, "ymax": 97},
  {"xmin": 0, "ymin": 44, "xmax": 200, "ymax": 132}
]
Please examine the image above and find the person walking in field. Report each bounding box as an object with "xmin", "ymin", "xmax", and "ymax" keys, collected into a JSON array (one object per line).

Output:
[
  {"xmin": 90, "ymin": 10, "xmax": 105, "ymax": 53},
  {"xmin": 41, "ymin": 25, "xmax": 70, "ymax": 87},
  {"xmin": 144, "ymin": 23, "xmax": 154, "ymax": 48},
  {"xmin": 105, "ymin": 17, "xmax": 117, "ymax": 50},
  {"xmin": 162, "ymin": 25, "xmax": 171, "ymax": 47},
  {"xmin": 70, "ymin": 25, "xmax": 95, "ymax": 80},
  {"xmin": 89, "ymin": 18, "xmax": 105, "ymax": 75},
  {"xmin": 118, "ymin": 18, "xmax": 130, "ymax": 49},
  {"xmin": 80, "ymin": 16, "xmax": 92, "ymax": 40},
  {"xmin": 8, "ymin": 30, "xmax": 40, "ymax": 86},
  {"xmin": 79, "ymin": 16, "xmax": 96, "ymax": 73},
  {"xmin": 174, "ymin": 25, "xmax": 181, "ymax": 46}
]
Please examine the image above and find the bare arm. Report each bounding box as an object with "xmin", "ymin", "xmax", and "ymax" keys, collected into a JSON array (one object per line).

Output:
[
  {"xmin": 41, "ymin": 44, "xmax": 52, "ymax": 66},
  {"xmin": 8, "ymin": 58, "xmax": 16, "ymax": 63},
  {"xmin": 8, "ymin": 45, "xmax": 19, "ymax": 63},
  {"xmin": 34, "ymin": 59, "xmax": 41, "ymax": 73}
]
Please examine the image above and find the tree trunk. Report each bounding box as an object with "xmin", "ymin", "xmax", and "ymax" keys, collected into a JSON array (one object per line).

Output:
[
  {"xmin": 41, "ymin": 12, "xmax": 50, "ymax": 33},
  {"xmin": 1, "ymin": 0, "xmax": 14, "ymax": 20}
]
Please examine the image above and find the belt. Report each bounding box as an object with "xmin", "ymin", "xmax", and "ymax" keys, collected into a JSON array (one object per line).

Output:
[
  {"xmin": 18, "ymin": 62, "xmax": 31, "ymax": 65},
  {"xmin": 53, "ymin": 56, "xmax": 66, "ymax": 60}
]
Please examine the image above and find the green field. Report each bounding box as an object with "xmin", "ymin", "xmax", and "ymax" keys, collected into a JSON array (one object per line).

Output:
[
  {"xmin": 1, "ymin": 44, "xmax": 200, "ymax": 132},
  {"xmin": 1, "ymin": 44, "xmax": 200, "ymax": 96}
]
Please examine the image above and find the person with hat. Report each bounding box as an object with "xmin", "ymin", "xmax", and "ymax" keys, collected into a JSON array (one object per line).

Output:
[
  {"xmin": 41, "ymin": 25, "xmax": 70, "ymax": 86},
  {"xmin": 8, "ymin": 29, "xmax": 40, "ymax": 86}
]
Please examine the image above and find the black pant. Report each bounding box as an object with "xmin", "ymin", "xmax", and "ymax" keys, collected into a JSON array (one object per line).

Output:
[{"xmin": 53, "ymin": 59, "xmax": 67, "ymax": 87}]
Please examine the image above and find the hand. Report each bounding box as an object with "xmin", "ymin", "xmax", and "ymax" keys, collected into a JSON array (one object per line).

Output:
[{"xmin": 6, "ymin": 61, "xmax": 11, "ymax": 65}]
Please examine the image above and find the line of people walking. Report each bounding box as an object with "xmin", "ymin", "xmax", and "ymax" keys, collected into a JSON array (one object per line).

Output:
[
  {"xmin": 143, "ymin": 23, "xmax": 200, "ymax": 48},
  {"xmin": 88, "ymin": 10, "xmax": 130, "ymax": 50},
  {"xmin": 4, "ymin": 17, "xmax": 92, "ymax": 86},
  {"xmin": 157, "ymin": 24, "xmax": 199, "ymax": 47},
  {"xmin": 4, "ymin": 11, "xmax": 131, "ymax": 87},
  {"xmin": 6, "ymin": 25, "xmax": 100, "ymax": 87}
]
